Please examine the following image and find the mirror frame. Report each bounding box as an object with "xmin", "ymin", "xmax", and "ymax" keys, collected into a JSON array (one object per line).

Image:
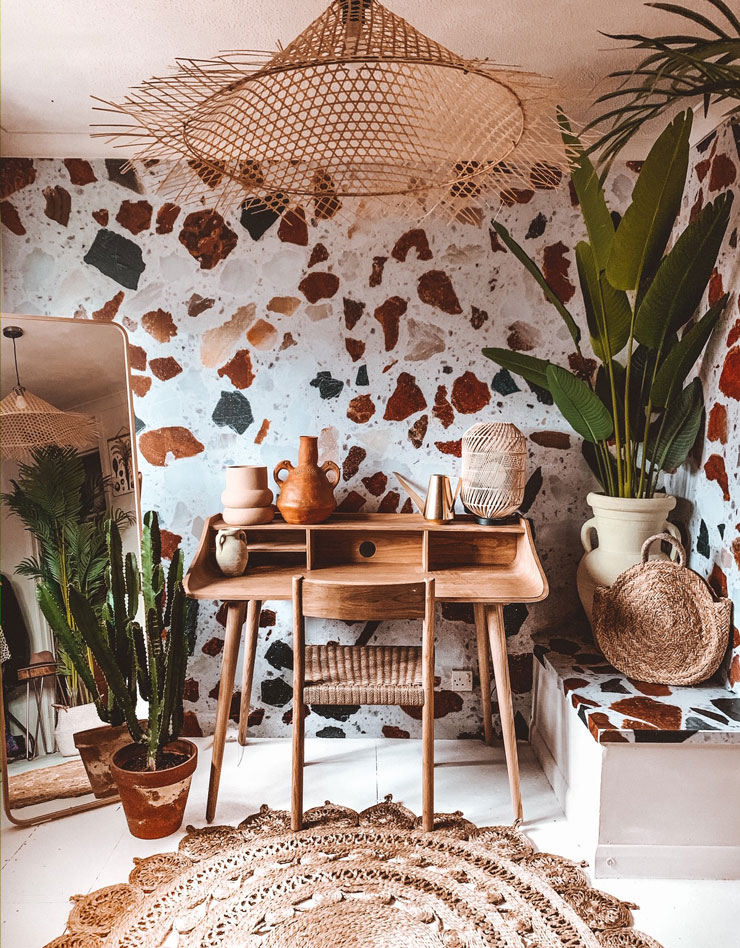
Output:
[{"xmin": 1, "ymin": 313, "xmax": 141, "ymax": 826}]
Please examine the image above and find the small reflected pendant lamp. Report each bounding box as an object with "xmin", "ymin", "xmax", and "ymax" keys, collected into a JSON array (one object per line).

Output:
[
  {"xmin": 0, "ymin": 326, "xmax": 98, "ymax": 460},
  {"xmin": 93, "ymin": 0, "xmax": 569, "ymax": 221}
]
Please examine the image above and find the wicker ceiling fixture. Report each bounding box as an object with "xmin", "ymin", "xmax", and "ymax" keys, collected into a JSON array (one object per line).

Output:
[
  {"xmin": 0, "ymin": 326, "xmax": 98, "ymax": 459},
  {"xmin": 94, "ymin": 0, "xmax": 569, "ymax": 221}
]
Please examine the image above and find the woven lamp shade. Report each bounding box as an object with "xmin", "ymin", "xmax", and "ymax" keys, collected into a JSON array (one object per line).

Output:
[
  {"xmin": 0, "ymin": 388, "xmax": 98, "ymax": 460},
  {"xmin": 461, "ymin": 422, "xmax": 527, "ymax": 521},
  {"xmin": 94, "ymin": 0, "xmax": 569, "ymax": 221}
]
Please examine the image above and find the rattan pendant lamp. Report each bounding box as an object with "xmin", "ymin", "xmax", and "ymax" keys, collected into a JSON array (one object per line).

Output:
[
  {"xmin": 94, "ymin": 0, "xmax": 569, "ymax": 221},
  {"xmin": 0, "ymin": 327, "xmax": 98, "ymax": 460}
]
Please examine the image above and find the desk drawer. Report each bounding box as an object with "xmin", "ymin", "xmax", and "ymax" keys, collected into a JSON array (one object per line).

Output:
[{"xmin": 311, "ymin": 529, "xmax": 422, "ymax": 568}]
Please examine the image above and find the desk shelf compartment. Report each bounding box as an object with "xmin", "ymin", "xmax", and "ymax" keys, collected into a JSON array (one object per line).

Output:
[
  {"xmin": 426, "ymin": 530, "xmax": 519, "ymax": 571},
  {"xmin": 310, "ymin": 529, "xmax": 423, "ymax": 570}
]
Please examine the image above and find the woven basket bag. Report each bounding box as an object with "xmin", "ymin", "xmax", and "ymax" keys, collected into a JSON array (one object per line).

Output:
[{"xmin": 592, "ymin": 533, "xmax": 732, "ymax": 686}]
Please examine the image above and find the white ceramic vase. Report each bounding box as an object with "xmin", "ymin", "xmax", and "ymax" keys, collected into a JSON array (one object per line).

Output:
[
  {"xmin": 215, "ymin": 527, "xmax": 250, "ymax": 577},
  {"xmin": 576, "ymin": 492, "xmax": 680, "ymax": 622}
]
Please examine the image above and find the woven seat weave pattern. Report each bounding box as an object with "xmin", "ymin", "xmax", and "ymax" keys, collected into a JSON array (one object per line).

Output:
[{"xmin": 304, "ymin": 644, "xmax": 424, "ymax": 705}]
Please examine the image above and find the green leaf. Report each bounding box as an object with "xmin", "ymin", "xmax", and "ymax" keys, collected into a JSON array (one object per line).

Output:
[
  {"xmin": 546, "ymin": 364, "xmax": 615, "ymax": 443},
  {"xmin": 606, "ymin": 111, "xmax": 692, "ymax": 290},
  {"xmin": 37, "ymin": 583, "xmax": 99, "ymax": 702},
  {"xmin": 490, "ymin": 221, "xmax": 582, "ymax": 345},
  {"xmin": 576, "ymin": 241, "xmax": 632, "ymax": 360},
  {"xmin": 482, "ymin": 348, "xmax": 553, "ymax": 390},
  {"xmin": 582, "ymin": 440, "xmax": 617, "ymax": 492},
  {"xmin": 650, "ymin": 295, "xmax": 727, "ymax": 407},
  {"xmin": 647, "ymin": 378, "xmax": 704, "ymax": 471},
  {"xmin": 634, "ymin": 191, "xmax": 734, "ymax": 348},
  {"xmin": 559, "ymin": 111, "xmax": 615, "ymax": 269}
]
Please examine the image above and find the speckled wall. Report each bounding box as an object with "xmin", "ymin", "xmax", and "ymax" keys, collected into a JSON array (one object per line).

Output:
[{"xmin": 1, "ymin": 120, "xmax": 737, "ymax": 741}]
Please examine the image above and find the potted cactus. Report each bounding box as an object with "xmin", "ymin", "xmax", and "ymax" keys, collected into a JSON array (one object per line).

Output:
[{"xmin": 39, "ymin": 511, "xmax": 198, "ymax": 838}]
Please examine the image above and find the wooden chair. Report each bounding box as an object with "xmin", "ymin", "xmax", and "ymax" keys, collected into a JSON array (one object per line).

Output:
[{"xmin": 291, "ymin": 575, "xmax": 435, "ymax": 832}]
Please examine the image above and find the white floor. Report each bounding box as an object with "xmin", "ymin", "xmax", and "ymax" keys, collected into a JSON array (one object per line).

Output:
[{"xmin": 2, "ymin": 738, "xmax": 738, "ymax": 948}]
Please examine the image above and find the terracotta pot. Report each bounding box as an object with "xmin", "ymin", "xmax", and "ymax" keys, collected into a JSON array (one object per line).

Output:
[
  {"xmin": 576, "ymin": 492, "xmax": 680, "ymax": 622},
  {"xmin": 274, "ymin": 435, "xmax": 340, "ymax": 524},
  {"xmin": 73, "ymin": 723, "xmax": 132, "ymax": 799},
  {"xmin": 111, "ymin": 739, "xmax": 198, "ymax": 839}
]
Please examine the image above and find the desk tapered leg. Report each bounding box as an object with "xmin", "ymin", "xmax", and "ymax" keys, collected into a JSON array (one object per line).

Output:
[
  {"xmin": 474, "ymin": 604, "xmax": 494, "ymax": 746},
  {"xmin": 486, "ymin": 603, "xmax": 523, "ymax": 824},
  {"xmin": 238, "ymin": 600, "xmax": 263, "ymax": 746},
  {"xmin": 207, "ymin": 601, "xmax": 246, "ymax": 823}
]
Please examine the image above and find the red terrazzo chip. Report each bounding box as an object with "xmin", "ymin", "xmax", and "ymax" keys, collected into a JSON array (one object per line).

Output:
[
  {"xmin": 385, "ymin": 372, "xmax": 427, "ymax": 421},
  {"xmin": 298, "ymin": 271, "xmax": 339, "ymax": 303},
  {"xmin": 374, "ymin": 296, "xmax": 406, "ymax": 350},
  {"xmin": 392, "ymin": 228, "xmax": 432, "ymax": 262},
  {"xmin": 417, "ymin": 269, "xmax": 462, "ymax": 314},
  {"xmin": 277, "ymin": 206, "xmax": 308, "ymax": 245},
  {"xmin": 138, "ymin": 426, "xmax": 204, "ymax": 466},
  {"xmin": 433, "ymin": 385, "xmax": 455, "ymax": 428}
]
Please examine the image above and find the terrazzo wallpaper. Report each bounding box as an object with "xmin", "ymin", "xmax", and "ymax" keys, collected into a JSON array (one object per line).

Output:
[{"xmin": 0, "ymin": 120, "xmax": 737, "ymax": 741}]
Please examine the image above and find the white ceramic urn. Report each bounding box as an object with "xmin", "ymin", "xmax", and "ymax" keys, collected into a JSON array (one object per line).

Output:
[
  {"xmin": 576, "ymin": 492, "xmax": 680, "ymax": 622},
  {"xmin": 215, "ymin": 527, "xmax": 249, "ymax": 577}
]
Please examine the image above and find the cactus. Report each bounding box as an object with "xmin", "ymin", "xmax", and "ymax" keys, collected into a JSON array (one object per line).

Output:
[{"xmin": 38, "ymin": 511, "xmax": 197, "ymax": 771}]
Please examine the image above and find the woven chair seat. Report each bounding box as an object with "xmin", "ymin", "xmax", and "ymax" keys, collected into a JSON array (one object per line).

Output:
[{"xmin": 304, "ymin": 645, "xmax": 424, "ymax": 706}]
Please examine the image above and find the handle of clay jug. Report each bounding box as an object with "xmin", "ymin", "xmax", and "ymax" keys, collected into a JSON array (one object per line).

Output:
[
  {"xmin": 274, "ymin": 460, "xmax": 293, "ymax": 485},
  {"xmin": 321, "ymin": 460, "xmax": 340, "ymax": 487},
  {"xmin": 217, "ymin": 533, "xmax": 227, "ymax": 550},
  {"xmin": 580, "ymin": 518, "xmax": 597, "ymax": 553},
  {"xmin": 663, "ymin": 521, "xmax": 681, "ymax": 561}
]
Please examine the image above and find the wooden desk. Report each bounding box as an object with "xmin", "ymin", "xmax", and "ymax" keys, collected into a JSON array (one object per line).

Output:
[{"xmin": 185, "ymin": 513, "xmax": 548, "ymax": 823}]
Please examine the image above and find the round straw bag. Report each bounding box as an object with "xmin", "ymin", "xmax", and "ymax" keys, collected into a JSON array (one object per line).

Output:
[{"xmin": 592, "ymin": 533, "xmax": 732, "ymax": 685}]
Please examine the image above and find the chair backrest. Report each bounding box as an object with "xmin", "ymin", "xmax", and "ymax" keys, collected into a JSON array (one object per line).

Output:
[{"xmin": 295, "ymin": 576, "xmax": 434, "ymax": 622}]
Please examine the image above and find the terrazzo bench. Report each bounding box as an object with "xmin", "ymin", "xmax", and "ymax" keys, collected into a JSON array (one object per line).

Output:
[{"xmin": 529, "ymin": 620, "xmax": 740, "ymax": 880}]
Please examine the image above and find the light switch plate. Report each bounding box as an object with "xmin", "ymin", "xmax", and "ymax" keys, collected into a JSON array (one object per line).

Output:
[{"xmin": 450, "ymin": 669, "xmax": 473, "ymax": 692}]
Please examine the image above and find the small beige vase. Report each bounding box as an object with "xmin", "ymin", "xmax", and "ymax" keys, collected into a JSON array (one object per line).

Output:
[
  {"xmin": 576, "ymin": 492, "xmax": 680, "ymax": 622},
  {"xmin": 215, "ymin": 528, "xmax": 249, "ymax": 577}
]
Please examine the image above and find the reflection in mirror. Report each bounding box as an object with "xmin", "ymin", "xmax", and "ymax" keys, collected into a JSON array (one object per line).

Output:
[{"xmin": 0, "ymin": 314, "xmax": 140, "ymax": 825}]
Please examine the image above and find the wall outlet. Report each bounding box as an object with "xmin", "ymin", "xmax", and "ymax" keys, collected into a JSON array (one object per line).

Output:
[{"xmin": 450, "ymin": 669, "xmax": 473, "ymax": 692}]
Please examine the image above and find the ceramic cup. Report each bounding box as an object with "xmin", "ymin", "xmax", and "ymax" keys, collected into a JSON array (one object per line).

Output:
[
  {"xmin": 215, "ymin": 528, "xmax": 249, "ymax": 577},
  {"xmin": 221, "ymin": 466, "xmax": 272, "ymax": 509}
]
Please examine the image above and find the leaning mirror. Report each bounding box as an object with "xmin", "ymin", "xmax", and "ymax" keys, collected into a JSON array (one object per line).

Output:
[{"xmin": 1, "ymin": 313, "xmax": 140, "ymax": 825}]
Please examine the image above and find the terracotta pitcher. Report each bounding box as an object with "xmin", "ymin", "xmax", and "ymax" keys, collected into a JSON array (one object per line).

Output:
[{"xmin": 274, "ymin": 436, "xmax": 340, "ymax": 524}]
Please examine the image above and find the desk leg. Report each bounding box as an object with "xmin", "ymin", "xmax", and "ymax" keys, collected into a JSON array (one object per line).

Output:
[
  {"xmin": 474, "ymin": 604, "xmax": 494, "ymax": 747},
  {"xmin": 206, "ymin": 601, "xmax": 246, "ymax": 823},
  {"xmin": 486, "ymin": 604, "xmax": 523, "ymax": 824},
  {"xmin": 238, "ymin": 600, "xmax": 263, "ymax": 746}
]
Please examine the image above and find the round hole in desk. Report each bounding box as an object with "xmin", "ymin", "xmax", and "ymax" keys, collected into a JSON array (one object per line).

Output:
[{"xmin": 359, "ymin": 541, "xmax": 376, "ymax": 558}]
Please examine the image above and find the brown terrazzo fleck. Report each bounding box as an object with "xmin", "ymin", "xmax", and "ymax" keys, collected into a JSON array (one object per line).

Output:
[
  {"xmin": 247, "ymin": 318, "xmax": 278, "ymax": 349},
  {"xmin": 378, "ymin": 490, "xmax": 400, "ymax": 512},
  {"xmin": 369, "ymin": 256, "xmax": 387, "ymax": 287},
  {"xmin": 531, "ymin": 431, "xmax": 571, "ymax": 449},
  {"xmin": 179, "ymin": 209, "xmax": 238, "ymax": 268},
  {"xmin": 63, "ymin": 159, "xmax": 96, "ymax": 185},
  {"xmin": 374, "ymin": 296, "xmax": 406, "ymax": 351},
  {"xmin": 707, "ymin": 403, "xmax": 728, "ymax": 443},
  {"xmin": 202, "ymin": 637, "xmax": 224, "ymax": 656},
  {"xmin": 116, "ymin": 199, "xmax": 152, "ymax": 235},
  {"xmin": 433, "ymin": 385, "xmax": 455, "ymax": 428},
  {"xmin": 500, "ymin": 187, "xmax": 534, "ymax": 207},
  {"xmin": 435, "ymin": 438, "xmax": 461, "ymax": 457},
  {"xmin": 470, "ymin": 306, "xmax": 488, "ymax": 330},
  {"xmin": 705, "ymin": 453, "xmax": 730, "ymax": 500},
  {"xmin": 277, "ymin": 206, "xmax": 308, "ymax": 245},
  {"xmin": 342, "ymin": 446, "xmax": 367, "ymax": 480},
  {"xmin": 138, "ymin": 425, "xmax": 205, "ymax": 466},
  {"xmin": 156, "ymin": 202, "xmax": 181, "ymax": 234},
  {"xmin": 382, "ymin": 725, "xmax": 409, "ymax": 738},
  {"xmin": 142, "ymin": 308, "xmax": 177, "ymax": 342},
  {"xmin": 408, "ymin": 414, "xmax": 429, "ymax": 449},
  {"xmin": 451, "ymin": 371, "xmax": 490, "ymax": 414},
  {"xmin": 709, "ymin": 563, "xmax": 728, "ymax": 598},
  {"xmin": 187, "ymin": 293, "xmax": 215, "ymax": 317},
  {"xmin": 130, "ymin": 375, "xmax": 152, "ymax": 398},
  {"xmin": 362, "ymin": 472, "xmax": 387, "ymax": 496},
  {"xmin": 0, "ymin": 200, "xmax": 25, "ymax": 235},
  {"xmin": 344, "ymin": 338, "xmax": 365, "ymax": 362},
  {"xmin": 43, "ymin": 186, "xmax": 71, "ymax": 226},
  {"xmin": 625, "ymin": 678, "xmax": 673, "ymax": 698},
  {"xmin": 308, "ymin": 243, "xmax": 329, "ymax": 267},
  {"xmin": 610, "ymin": 696, "xmax": 682, "ymax": 730},
  {"xmin": 336, "ymin": 490, "xmax": 366, "ymax": 512},
  {"xmin": 708, "ymin": 153, "xmax": 736, "ymax": 192},
  {"xmin": 218, "ymin": 350, "xmax": 255, "ymax": 389},
  {"xmin": 719, "ymin": 346, "xmax": 740, "ymax": 400},
  {"xmin": 92, "ymin": 209, "xmax": 109, "ymax": 226},
  {"xmin": 128, "ymin": 344, "xmax": 147, "ymax": 371},
  {"xmin": 507, "ymin": 321, "xmax": 541, "ymax": 352},
  {"xmin": 92, "ymin": 291, "xmax": 124, "ymax": 322},
  {"xmin": 343, "ymin": 298, "xmax": 365, "ymax": 330},
  {"xmin": 280, "ymin": 332, "xmax": 297, "ymax": 350},
  {"xmin": 254, "ymin": 419, "xmax": 270, "ymax": 444},
  {"xmin": 417, "ymin": 269, "xmax": 462, "ymax": 314},
  {"xmin": 149, "ymin": 356, "xmax": 183, "ymax": 381},
  {"xmin": 392, "ymin": 228, "xmax": 432, "ymax": 262},
  {"xmin": 347, "ymin": 395, "xmax": 375, "ymax": 424},
  {"xmin": 298, "ymin": 271, "xmax": 339, "ymax": 303},
  {"xmin": 181, "ymin": 711, "xmax": 203, "ymax": 737},
  {"xmin": 0, "ymin": 158, "xmax": 36, "ymax": 199},
  {"xmin": 268, "ymin": 295, "xmax": 301, "ymax": 316},
  {"xmin": 542, "ymin": 241, "xmax": 576, "ymax": 303},
  {"xmin": 402, "ymin": 689, "xmax": 462, "ymax": 719},
  {"xmin": 385, "ymin": 372, "xmax": 427, "ymax": 421}
]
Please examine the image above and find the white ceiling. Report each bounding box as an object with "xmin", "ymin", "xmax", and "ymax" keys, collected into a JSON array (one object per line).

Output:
[
  {"xmin": 0, "ymin": 0, "xmax": 698, "ymax": 159},
  {"xmin": 1, "ymin": 316, "xmax": 128, "ymax": 410}
]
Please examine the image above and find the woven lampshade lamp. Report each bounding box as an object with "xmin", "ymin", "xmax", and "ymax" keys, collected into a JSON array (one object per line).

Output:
[
  {"xmin": 0, "ymin": 327, "xmax": 98, "ymax": 460},
  {"xmin": 461, "ymin": 422, "xmax": 527, "ymax": 523},
  {"xmin": 93, "ymin": 0, "xmax": 570, "ymax": 221}
]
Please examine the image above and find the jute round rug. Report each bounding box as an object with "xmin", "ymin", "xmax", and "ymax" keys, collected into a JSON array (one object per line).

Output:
[{"xmin": 45, "ymin": 797, "xmax": 663, "ymax": 948}]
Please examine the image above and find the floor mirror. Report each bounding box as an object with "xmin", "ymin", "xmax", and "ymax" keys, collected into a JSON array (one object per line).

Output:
[{"xmin": 0, "ymin": 314, "xmax": 140, "ymax": 826}]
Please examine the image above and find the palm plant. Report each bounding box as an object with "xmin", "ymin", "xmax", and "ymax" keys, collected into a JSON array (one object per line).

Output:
[
  {"xmin": 2, "ymin": 445, "xmax": 133, "ymax": 705},
  {"xmin": 586, "ymin": 0, "xmax": 740, "ymax": 169},
  {"xmin": 484, "ymin": 110, "xmax": 733, "ymax": 499}
]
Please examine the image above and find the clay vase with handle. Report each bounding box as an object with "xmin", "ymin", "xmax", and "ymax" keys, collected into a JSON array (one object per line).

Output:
[{"xmin": 274, "ymin": 436, "xmax": 340, "ymax": 524}]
